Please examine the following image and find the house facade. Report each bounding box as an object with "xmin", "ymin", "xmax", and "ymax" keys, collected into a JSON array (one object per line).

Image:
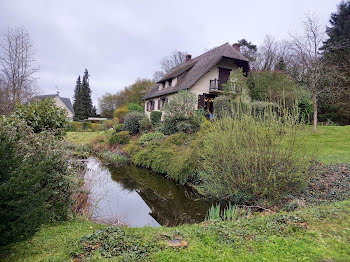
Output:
[
  {"xmin": 31, "ymin": 94, "xmax": 74, "ymax": 120},
  {"xmin": 143, "ymin": 42, "xmax": 249, "ymax": 118}
]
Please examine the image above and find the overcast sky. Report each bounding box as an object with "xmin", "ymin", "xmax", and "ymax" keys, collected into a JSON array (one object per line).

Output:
[{"xmin": 0, "ymin": 0, "xmax": 338, "ymax": 107}]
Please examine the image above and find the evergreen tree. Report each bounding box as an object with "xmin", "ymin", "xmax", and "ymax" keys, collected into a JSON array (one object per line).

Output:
[
  {"xmin": 321, "ymin": 1, "xmax": 350, "ymax": 124},
  {"xmin": 238, "ymin": 39, "xmax": 258, "ymax": 62},
  {"xmin": 73, "ymin": 75, "xmax": 84, "ymax": 120},
  {"xmin": 92, "ymin": 105, "xmax": 97, "ymax": 117},
  {"xmin": 81, "ymin": 69, "xmax": 94, "ymax": 119}
]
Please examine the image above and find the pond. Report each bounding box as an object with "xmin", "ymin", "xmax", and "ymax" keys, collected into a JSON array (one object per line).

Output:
[{"xmin": 84, "ymin": 157, "xmax": 214, "ymax": 227}]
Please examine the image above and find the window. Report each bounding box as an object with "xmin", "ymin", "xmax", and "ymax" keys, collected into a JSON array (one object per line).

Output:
[
  {"xmin": 147, "ymin": 100, "xmax": 155, "ymax": 112},
  {"xmin": 158, "ymin": 97, "xmax": 168, "ymax": 110},
  {"xmin": 169, "ymin": 79, "xmax": 172, "ymax": 87}
]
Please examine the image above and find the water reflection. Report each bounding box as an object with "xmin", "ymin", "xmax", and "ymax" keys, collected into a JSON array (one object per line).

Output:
[{"xmin": 85, "ymin": 157, "xmax": 213, "ymax": 227}]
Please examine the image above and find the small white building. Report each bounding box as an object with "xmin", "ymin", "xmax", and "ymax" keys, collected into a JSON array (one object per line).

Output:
[
  {"xmin": 143, "ymin": 42, "xmax": 249, "ymax": 118},
  {"xmin": 31, "ymin": 94, "xmax": 74, "ymax": 120}
]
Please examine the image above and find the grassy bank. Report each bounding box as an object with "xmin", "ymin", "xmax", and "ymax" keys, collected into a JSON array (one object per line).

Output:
[
  {"xmin": 1, "ymin": 200, "xmax": 350, "ymax": 261},
  {"xmin": 66, "ymin": 125, "xmax": 350, "ymax": 165}
]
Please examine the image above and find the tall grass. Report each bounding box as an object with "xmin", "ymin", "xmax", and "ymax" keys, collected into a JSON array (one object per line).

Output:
[
  {"xmin": 197, "ymin": 103, "xmax": 314, "ymax": 204},
  {"xmin": 206, "ymin": 203, "xmax": 251, "ymax": 221}
]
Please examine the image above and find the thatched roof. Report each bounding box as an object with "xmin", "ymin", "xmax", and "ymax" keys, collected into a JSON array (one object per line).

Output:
[{"xmin": 143, "ymin": 43, "xmax": 249, "ymax": 100}]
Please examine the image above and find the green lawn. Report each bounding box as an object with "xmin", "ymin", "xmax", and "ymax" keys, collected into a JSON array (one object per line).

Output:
[
  {"xmin": 303, "ymin": 125, "xmax": 350, "ymax": 164},
  {"xmin": 2, "ymin": 201, "xmax": 350, "ymax": 261},
  {"xmin": 65, "ymin": 131, "xmax": 111, "ymax": 145}
]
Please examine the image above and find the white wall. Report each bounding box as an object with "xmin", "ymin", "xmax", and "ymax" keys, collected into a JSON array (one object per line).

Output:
[{"xmin": 53, "ymin": 96, "xmax": 74, "ymax": 120}]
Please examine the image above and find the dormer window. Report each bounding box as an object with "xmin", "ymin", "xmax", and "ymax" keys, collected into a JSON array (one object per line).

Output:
[{"xmin": 169, "ymin": 79, "xmax": 172, "ymax": 87}]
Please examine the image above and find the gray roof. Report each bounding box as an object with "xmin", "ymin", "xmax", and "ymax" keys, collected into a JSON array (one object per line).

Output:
[
  {"xmin": 143, "ymin": 43, "xmax": 249, "ymax": 100},
  {"xmin": 32, "ymin": 94, "xmax": 74, "ymax": 114}
]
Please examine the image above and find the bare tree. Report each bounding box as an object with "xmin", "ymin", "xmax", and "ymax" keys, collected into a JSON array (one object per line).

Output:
[
  {"xmin": 0, "ymin": 27, "xmax": 39, "ymax": 114},
  {"xmin": 254, "ymin": 35, "xmax": 279, "ymax": 71},
  {"xmin": 153, "ymin": 50, "xmax": 187, "ymax": 81},
  {"xmin": 289, "ymin": 14, "xmax": 325, "ymax": 132}
]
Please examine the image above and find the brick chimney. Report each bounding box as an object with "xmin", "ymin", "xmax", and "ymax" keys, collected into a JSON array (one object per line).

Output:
[
  {"xmin": 232, "ymin": 43, "xmax": 240, "ymax": 52},
  {"xmin": 185, "ymin": 54, "xmax": 192, "ymax": 62}
]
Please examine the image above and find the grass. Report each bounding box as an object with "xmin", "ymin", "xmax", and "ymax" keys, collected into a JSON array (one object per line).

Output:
[
  {"xmin": 0, "ymin": 220, "xmax": 106, "ymax": 262},
  {"xmin": 65, "ymin": 131, "xmax": 112, "ymax": 145},
  {"xmin": 303, "ymin": 125, "xmax": 350, "ymax": 164},
  {"xmin": 1, "ymin": 200, "xmax": 350, "ymax": 261}
]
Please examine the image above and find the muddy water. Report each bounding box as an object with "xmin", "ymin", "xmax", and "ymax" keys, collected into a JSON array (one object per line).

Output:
[{"xmin": 84, "ymin": 157, "xmax": 214, "ymax": 227}]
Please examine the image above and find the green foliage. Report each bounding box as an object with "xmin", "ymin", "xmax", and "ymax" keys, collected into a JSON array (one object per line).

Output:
[
  {"xmin": 113, "ymin": 123, "xmax": 123, "ymax": 132},
  {"xmin": 138, "ymin": 132, "xmax": 165, "ymax": 146},
  {"xmin": 129, "ymin": 133, "xmax": 200, "ymax": 184},
  {"xmin": 163, "ymin": 90, "xmax": 197, "ymax": 119},
  {"xmin": 161, "ymin": 115, "xmax": 201, "ymax": 135},
  {"xmin": 123, "ymin": 112, "xmax": 146, "ymax": 135},
  {"xmin": 320, "ymin": 2, "xmax": 350, "ymax": 125},
  {"xmin": 247, "ymin": 71, "xmax": 312, "ymax": 117},
  {"xmin": 222, "ymin": 68, "xmax": 251, "ymax": 103},
  {"xmin": 127, "ymin": 102, "xmax": 143, "ymax": 112},
  {"xmin": 160, "ymin": 90, "xmax": 201, "ymax": 135},
  {"xmin": 99, "ymin": 151, "xmax": 129, "ymax": 165},
  {"xmin": 196, "ymin": 106, "xmax": 313, "ymax": 203},
  {"xmin": 109, "ymin": 131, "xmax": 130, "ymax": 145},
  {"xmin": 113, "ymin": 106, "xmax": 128, "ymax": 123},
  {"xmin": 139, "ymin": 117, "xmax": 153, "ymax": 132},
  {"xmin": 73, "ymin": 70, "xmax": 94, "ymax": 120},
  {"xmin": 150, "ymin": 110, "xmax": 162, "ymax": 126},
  {"xmin": 0, "ymin": 117, "xmax": 74, "ymax": 245},
  {"xmin": 13, "ymin": 98, "xmax": 68, "ymax": 137},
  {"xmin": 81, "ymin": 122, "xmax": 92, "ymax": 130},
  {"xmin": 213, "ymin": 95, "xmax": 234, "ymax": 118},
  {"xmin": 238, "ymin": 39, "xmax": 257, "ymax": 62},
  {"xmin": 206, "ymin": 203, "xmax": 251, "ymax": 222}
]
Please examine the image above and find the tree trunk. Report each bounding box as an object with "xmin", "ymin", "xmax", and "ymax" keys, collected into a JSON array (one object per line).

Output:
[{"xmin": 313, "ymin": 96, "xmax": 317, "ymax": 133}]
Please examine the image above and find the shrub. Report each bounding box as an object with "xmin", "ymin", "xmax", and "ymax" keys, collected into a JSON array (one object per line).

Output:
[
  {"xmin": 109, "ymin": 131, "xmax": 130, "ymax": 145},
  {"xmin": 0, "ymin": 118, "xmax": 74, "ymax": 245},
  {"xmin": 127, "ymin": 102, "xmax": 143, "ymax": 113},
  {"xmin": 161, "ymin": 116, "xmax": 200, "ymax": 135},
  {"xmin": 139, "ymin": 117, "xmax": 153, "ymax": 132},
  {"xmin": 82, "ymin": 122, "xmax": 92, "ymax": 130},
  {"xmin": 67, "ymin": 121, "xmax": 82, "ymax": 131},
  {"xmin": 13, "ymin": 98, "xmax": 68, "ymax": 137},
  {"xmin": 176, "ymin": 118, "xmax": 201, "ymax": 134},
  {"xmin": 196, "ymin": 107, "xmax": 313, "ymax": 204},
  {"xmin": 123, "ymin": 112, "xmax": 146, "ymax": 135},
  {"xmin": 114, "ymin": 123, "xmax": 124, "ymax": 132},
  {"xmin": 105, "ymin": 120, "xmax": 114, "ymax": 129},
  {"xmin": 163, "ymin": 90, "xmax": 197, "ymax": 119},
  {"xmin": 161, "ymin": 91, "xmax": 201, "ymax": 135},
  {"xmin": 114, "ymin": 106, "xmax": 128, "ymax": 123},
  {"xmin": 138, "ymin": 132, "xmax": 165, "ymax": 146},
  {"xmin": 213, "ymin": 95, "xmax": 234, "ymax": 118},
  {"xmin": 150, "ymin": 111, "xmax": 162, "ymax": 126},
  {"xmin": 90, "ymin": 123, "xmax": 100, "ymax": 132}
]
